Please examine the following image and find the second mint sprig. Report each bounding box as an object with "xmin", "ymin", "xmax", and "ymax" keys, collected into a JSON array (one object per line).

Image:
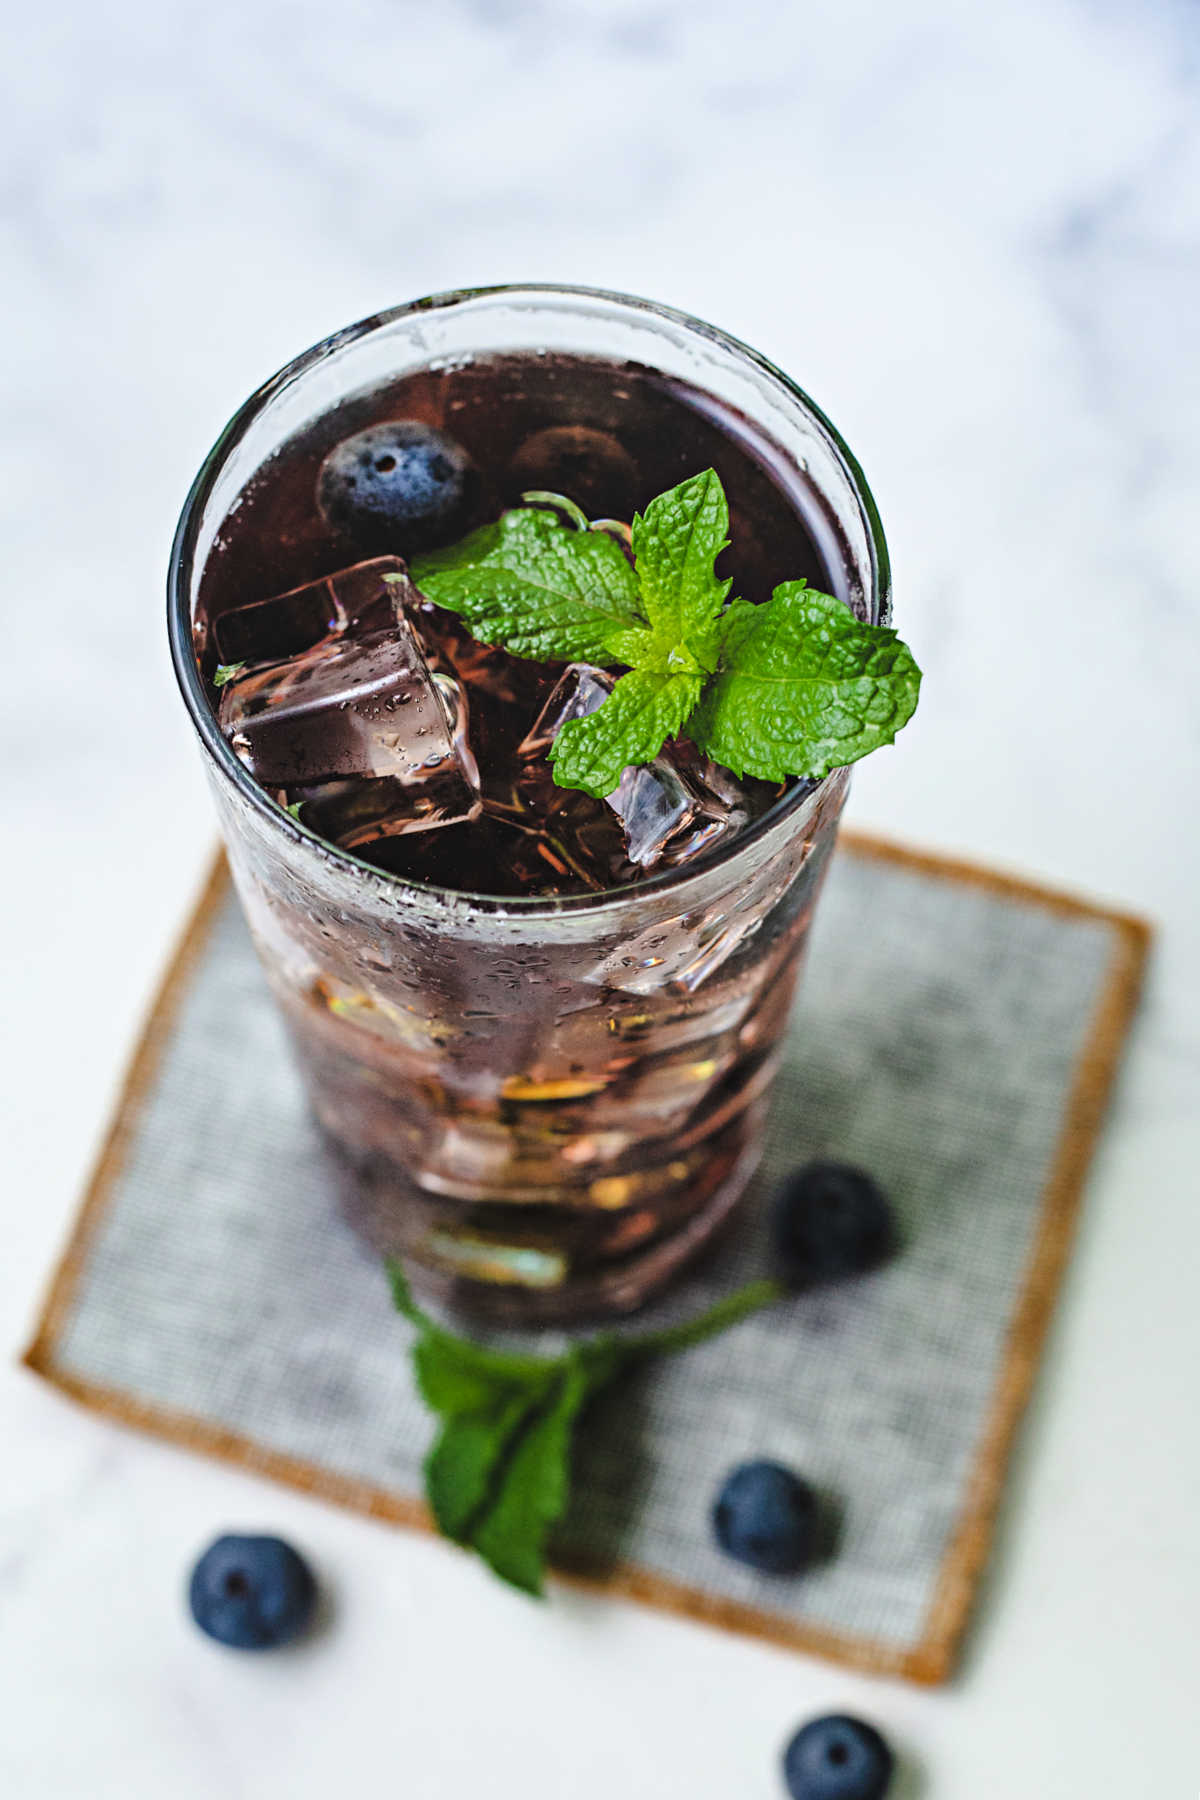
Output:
[{"xmin": 387, "ymin": 1260, "xmax": 783, "ymax": 1596}]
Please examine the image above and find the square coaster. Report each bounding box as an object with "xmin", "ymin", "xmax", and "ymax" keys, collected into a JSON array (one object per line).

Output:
[{"xmin": 24, "ymin": 834, "xmax": 1148, "ymax": 1682}]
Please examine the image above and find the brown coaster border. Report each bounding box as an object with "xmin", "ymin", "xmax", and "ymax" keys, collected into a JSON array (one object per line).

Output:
[{"xmin": 22, "ymin": 832, "xmax": 1151, "ymax": 1684}]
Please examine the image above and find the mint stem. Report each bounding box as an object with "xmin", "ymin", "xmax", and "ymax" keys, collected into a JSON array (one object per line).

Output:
[
  {"xmin": 388, "ymin": 1257, "xmax": 783, "ymax": 1365},
  {"xmin": 386, "ymin": 1257, "xmax": 430, "ymax": 1330},
  {"xmin": 624, "ymin": 1278, "xmax": 785, "ymax": 1359}
]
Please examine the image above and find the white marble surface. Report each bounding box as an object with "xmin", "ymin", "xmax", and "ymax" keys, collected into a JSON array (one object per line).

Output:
[{"xmin": 2, "ymin": 1, "xmax": 1197, "ymax": 1793}]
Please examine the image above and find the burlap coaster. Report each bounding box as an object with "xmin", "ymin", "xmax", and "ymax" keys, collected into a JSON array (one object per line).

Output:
[{"xmin": 24, "ymin": 834, "xmax": 1148, "ymax": 1682}]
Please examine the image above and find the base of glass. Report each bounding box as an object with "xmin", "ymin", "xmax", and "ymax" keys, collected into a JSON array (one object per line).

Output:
[{"xmin": 326, "ymin": 1113, "xmax": 766, "ymax": 1327}]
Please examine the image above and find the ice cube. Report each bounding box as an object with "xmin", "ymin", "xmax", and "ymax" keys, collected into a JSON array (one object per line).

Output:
[
  {"xmin": 212, "ymin": 556, "xmax": 408, "ymax": 667},
  {"xmin": 217, "ymin": 561, "xmax": 480, "ymax": 841},
  {"xmin": 584, "ymin": 775, "xmax": 845, "ymax": 995},
  {"xmin": 516, "ymin": 665, "xmax": 749, "ymax": 871},
  {"xmin": 285, "ymin": 671, "xmax": 479, "ymax": 848},
  {"xmin": 518, "ymin": 665, "xmax": 613, "ymax": 756},
  {"xmin": 583, "ymin": 901, "xmax": 766, "ymax": 996}
]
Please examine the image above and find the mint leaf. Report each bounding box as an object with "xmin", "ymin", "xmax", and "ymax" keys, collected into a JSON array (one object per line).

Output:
[
  {"xmin": 630, "ymin": 467, "xmax": 730, "ymax": 665},
  {"xmin": 600, "ymin": 623, "xmax": 709, "ymax": 676},
  {"xmin": 549, "ymin": 667, "xmax": 703, "ymax": 799},
  {"xmin": 411, "ymin": 1335, "xmax": 542, "ymax": 1417},
  {"xmin": 386, "ymin": 1257, "xmax": 785, "ymax": 1596},
  {"xmin": 689, "ymin": 583, "xmax": 922, "ymax": 782},
  {"xmin": 395, "ymin": 1263, "xmax": 561, "ymax": 1554},
  {"xmin": 468, "ymin": 1360, "xmax": 591, "ymax": 1595},
  {"xmin": 213, "ymin": 661, "xmax": 246, "ymax": 687},
  {"xmin": 388, "ymin": 1260, "xmax": 577, "ymax": 1587},
  {"xmin": 425, "ymin": 1393, "xmax": 535, "ymax": 1542},
  {"xmin": 411, "ymin": 508, "xmax": 643, "ymax": 663}
]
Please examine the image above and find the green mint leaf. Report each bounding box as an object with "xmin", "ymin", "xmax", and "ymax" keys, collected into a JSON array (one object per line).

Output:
[
  {"xmin": 213, "ymin": 661, "xmax": 246, "ymax": 687},
  {"xmin": 388, "ymin": 1259, "xmax": 578, "ymax": 1587},
  {"xmin": 411, "ymin": 508, "xmax": 643, "ymax": 663},
  {"xmin": 425, "ymin": 1393, "xmax": 536, "ymax": 1543},
  {"xmin": 549, "ymin": 668, "xmax": 703, "ymax": 800},
  {"xmin": 411, "ymin": 1336, "xmax": 539, "ymax": 1418},
  {"xmin": 629, "ymin": 467, "xmax": 731, "ymax": 664},
  {"xmin": 688, "ymin": 583, "xmax": 922, "ymax": 782},
  {"xmin": 601, "ymin": 622, "xmax": 708, "ymax": 676},
  {"xmin": 468, "ymin": 1360, "xmax": 591, "ymax": 1596}
]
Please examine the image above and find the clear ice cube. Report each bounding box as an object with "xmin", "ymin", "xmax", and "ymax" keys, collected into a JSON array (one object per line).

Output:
[
  {"xmin": 216, "ymin": 561, "xmax": 480, "ymax": 844},
  {"xmin": 212, "ymin": 556, "xmax": 405, "ymax": 666},
  {"xmin": 517, "ymin": 665, "xmax": 749, "ymax": 871}
]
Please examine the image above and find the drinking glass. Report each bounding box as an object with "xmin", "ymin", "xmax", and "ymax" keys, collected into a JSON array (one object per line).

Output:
[{"xmin": 168, "ymin": 286, "xmax": 890, "ymax": 1323}]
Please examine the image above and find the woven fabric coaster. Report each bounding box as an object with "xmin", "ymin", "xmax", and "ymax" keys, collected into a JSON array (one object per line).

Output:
[{"xmin": 24, "ymin": 834, "xmax": 1147, "ymax": 1683}]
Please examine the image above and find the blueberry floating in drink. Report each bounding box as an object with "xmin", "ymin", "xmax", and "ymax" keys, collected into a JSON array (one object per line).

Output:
[
  {"xmin": 712, "ymin": 1460, "xmax": 819, "ymax": 1574},
  {"xmin": 317, "ymin": 419, "xmax": 478, "ymax": 553},
  {"xmin": 188, "ymin": 1533, "xmax": 317, "ymax": 1650},
  {"xmin": 782, "ymin": 1715, "xmax": 894, "ymax": 1800}
]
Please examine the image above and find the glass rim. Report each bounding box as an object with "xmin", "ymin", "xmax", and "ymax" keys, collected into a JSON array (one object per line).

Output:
[{"xmin": 167, "ymin": 282, "xmax": 891, "ymax": 917}]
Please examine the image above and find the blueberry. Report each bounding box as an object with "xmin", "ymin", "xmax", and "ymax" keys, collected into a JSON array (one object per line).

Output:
[
  {"xmin": 188, "ymin": 1533, "xmax": 317, "ymax": 1650},
  {"xmin": 508, "ymin": 425, "xmax": 638, "ymax": 519},
  {"xmin": 317, "ymin": 420, "xmax": 477, "ymax": 553},
  {"xmin": 782, "ymin": 1715, "xmax": 894, "ymax": 1800},
  {"xmin": 712, "ymin": 1460, "xmax": 818, "ymax": 1574},
  {"xmin": 770, "ymin": 1162, "xmax": 896, "ymax": 1289}
]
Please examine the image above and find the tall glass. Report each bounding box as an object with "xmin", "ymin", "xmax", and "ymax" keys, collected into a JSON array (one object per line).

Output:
[{"xmin": 168, "ymin": 287, "xmax": 890, "ymax": 1323}]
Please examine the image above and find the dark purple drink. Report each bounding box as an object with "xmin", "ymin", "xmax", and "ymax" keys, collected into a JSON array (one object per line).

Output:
[
  {"xmin": 172, "ymin": 293, "xmax": 886, "ymax": 1321},
  {"xmin": 197, "ymin": 350, "xmax": 839, "ymax": 896}
]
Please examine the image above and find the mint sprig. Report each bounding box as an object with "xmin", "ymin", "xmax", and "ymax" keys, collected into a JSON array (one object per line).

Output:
[
  {"xmin": 411, "ymin": 468, "xmax": 920, "ymax": 799},
  {"xmin": 387, "ymin": 1260, "xmax": 781, "ymax": 1595},
  {"xmin": 412, "ymin": 505, "xmax": 642, "ymax": 664},
  {"xmin": 689, "ymin": 583, "xmax": 921, "ymax": 783}
]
